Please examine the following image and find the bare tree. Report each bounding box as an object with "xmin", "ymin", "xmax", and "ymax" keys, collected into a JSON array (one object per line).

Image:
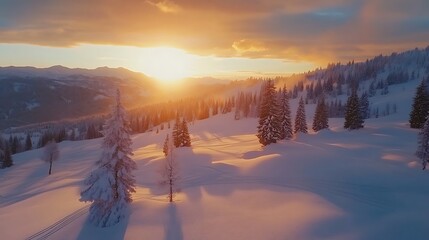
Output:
[
  {"xmin": 161, "ymin": 134, "xmax": 180, "ymax": 202},
  {"xmin": 42, "ymin": 140, "xmax": 59, "ymax": 175}
]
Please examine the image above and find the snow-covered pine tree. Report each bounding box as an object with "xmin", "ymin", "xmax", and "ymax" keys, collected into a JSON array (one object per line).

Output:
[
  {"xmin": 179, "ymin": 119, "xmax": 191, "ymax": 147},
  {"xmin": 172, "ymin": 115, "xmax": 181, "ymax": 148},
  {"xmin": 278, "ymin": 86, "xmax": 293, "ymax": 140},
  {"xmin": 294, "ymin": 97, "xmax": 308, "ymax": 134},
  {"xmin": 161, "ymin": 134, "xmax": 179, "ymax": 202},
  {"xmin": 416, "ymin": 116, "xmax": 429, "ymax": 170},
  {"xmin": 163, "ymin": 134, "xmax": 170, "ymax": 156},
  {"xmin": 69, "ymin": 128, "xmax": 76, "ymax": 141},
  {"xmin": 344, "ymin": 90, "xmax": 364, "ymax": 129},
  {"xmin": 42, "ymin": 140, "xmax": 59, "ymax": 175},
  {"xmin": 80, "ymin": 89, "xmax": 137, "ymax": 228},
  {"xmin": 359, "ymin": 92, "xmax": 370, "ymax": 119},
  {"xmin": 409, "ymin": 80, "xmax": 429, "ymax": 128},
  {"xmin": 257, "ymin": 79, "xmax": 281, "ymax": 146},
  {"xmin": 312, "ymin": 96, "xmax": 329, "ymax": 132}
]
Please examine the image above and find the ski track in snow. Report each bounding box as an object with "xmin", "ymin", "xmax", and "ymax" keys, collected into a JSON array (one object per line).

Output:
[{"xmin": 25, "ymin": 205, "xmax": 89, "ymax": 240}]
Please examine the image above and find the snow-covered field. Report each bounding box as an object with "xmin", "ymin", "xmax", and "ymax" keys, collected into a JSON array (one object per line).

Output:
[{"xmin": 1, "ymin": 80, "xmax": 429, "ymax": 240}]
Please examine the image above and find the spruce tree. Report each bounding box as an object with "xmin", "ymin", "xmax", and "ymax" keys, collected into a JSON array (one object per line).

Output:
[
  {"xmin": 359, "ymin": 92, "xmax": 370, "ymax": 119},
  {"xmin": 2, "ymin": 143, "xmax": 13, "ymax": 168},
  {"xmin": 180, "ymin": 119, "xmax": 191, "ymax": 147},
  {"xmin": 80, "ymin": 90, "xmax": 137, "ymax": 227},
  {"xmin": 172, "ymin": 116, "xmax": 180, "ymax": 148},
  {"xmin": 409, "ymin": 80, "xmax": 429, "ymax": 128},
  {"xmin": 257, "ymin": 79, "xmax": 281, "ymax": 146},
  {"xmin": 0, "ymin": 139, "xmax": 3, "ymax": 168},
  {"xmin": 172, "ymin": 116, "xmax": 191, "ymax": 148},
  {"xmin": 278, "ymin": 86, "xmax": 293, "ymax": 140},
  {"xmin": 11, "ymin": 136, "xmax": 19, "ymax": 154},
  {"xmin": 344, "ymin": 90, "xmax": 364, "ymax": 129},
  {"xmin": 163, "ymin": 134, "xmax": 170, "ymax": 156},
  {"xmin": 312, "ymin": 96, "xmax": 329, "ymax": 132},
  {"xmin": 25, "ymin": 133, "xmax": 32, "ymax": 151},
  {"xmin": 70, "ymin": 129, "xmax": 76, "ymax": 141},
  {"xmin": 294, "ymin": 97, "xmax": 308, "ymax": 134},
  {"xmin": 416, "ymin": 117, "xmax": 429, "ymax": 170}
]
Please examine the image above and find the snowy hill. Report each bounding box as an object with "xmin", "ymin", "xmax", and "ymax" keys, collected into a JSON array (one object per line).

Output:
[{"xmin": 1, "ymin": 76, "xmax": 428, "ymax": 239}]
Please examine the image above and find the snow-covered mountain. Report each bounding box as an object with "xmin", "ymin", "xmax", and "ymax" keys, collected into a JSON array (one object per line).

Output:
[
  {"xmin": 0, "ymin": 65, "xmax": 147, "ymax": 80},
  {"xmin": 0, "ymin": 66, "xmax": 156, "ymax": 130}
]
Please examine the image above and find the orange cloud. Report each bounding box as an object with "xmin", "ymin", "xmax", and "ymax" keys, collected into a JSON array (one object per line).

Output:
[
  {"xmin": 232, "ymin": 39, "xmax": 267, "ymax": 54},
  {"xmin": 147, "ymin": 0, "xmax": 181, "ymax": 13},
  {"xmin": 0, "ymin": 0, "xmax": 427, "ymax": 65}
]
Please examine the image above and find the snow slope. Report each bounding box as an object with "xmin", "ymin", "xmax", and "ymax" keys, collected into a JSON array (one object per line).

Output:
[{"xmin": 1, "ymin": 80, "xmax": 428, "ymax": 240}]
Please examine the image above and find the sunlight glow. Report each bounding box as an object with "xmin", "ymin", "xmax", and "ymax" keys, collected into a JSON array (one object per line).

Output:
[
  {"xmin": 138, "ymin": 47, "xmax": 193, "ymax": 83},
  {"xmin": 0, "ymin": 44, "xmax": 315, "ymax": 81}
]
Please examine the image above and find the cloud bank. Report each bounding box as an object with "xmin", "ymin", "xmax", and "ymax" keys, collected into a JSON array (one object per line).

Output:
[{"xmin": 0, "ymin": 0, "xmax": 428, "ymax": 64}]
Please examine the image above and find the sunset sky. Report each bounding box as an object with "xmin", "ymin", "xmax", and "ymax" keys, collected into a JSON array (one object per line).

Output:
[{"xmin": 0, "ymin": 0, "xmax": 428, "ymax": 81}]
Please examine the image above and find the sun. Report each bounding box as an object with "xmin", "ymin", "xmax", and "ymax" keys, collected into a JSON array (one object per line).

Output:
[{"xmin": 138, "ymin": 47, "xmax": 193, "ymax": 83}]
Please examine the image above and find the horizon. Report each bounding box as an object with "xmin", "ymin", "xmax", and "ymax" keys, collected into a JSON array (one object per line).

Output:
[
  {"xmin": 1, "ymin": 1, "xmax": 428, "ymax": 83},
  {"xmin": 1, "ymin": 45, "xmax": 427, "ymax": 82}
]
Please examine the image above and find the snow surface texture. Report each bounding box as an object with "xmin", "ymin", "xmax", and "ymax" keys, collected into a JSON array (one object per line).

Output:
[{"xmin": 0, "ymin": 80, "xmax": 428, "ymax": 239}]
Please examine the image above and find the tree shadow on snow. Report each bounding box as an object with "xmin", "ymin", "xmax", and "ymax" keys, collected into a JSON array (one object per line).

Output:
[
  {"xmin": 164, "ymin": 204, "xmax": 183, "ymax": 240},
  {"xmin": 76, "ymin": 208, "xmax": 130, "ymax": 240},
  {"xmin": 144, "ymin": 147, "xmax": 240, "ymax": 202}
]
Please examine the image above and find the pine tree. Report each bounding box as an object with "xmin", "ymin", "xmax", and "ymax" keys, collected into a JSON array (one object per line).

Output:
[
  {"xmin": 278, "ymin": 86, "xmax": 293, "ymax": 140},
  {"xmin": 87, "ymin": 125, "xmax": 96, "ymax": 139},
  {"xmin": 179, "ymin": 119, "xmax": 191, "ymax": 147},
  {"xmin": 11, "ymin": 136, "xmax": 19, "ymax": 154},
  {"xmin": 294, "ymin": 97, "xmax": 308, "ymax": 134},
  {"xmin": 368, "ymin": 81, "xmax": 376, "ymax": 97},
  {"xmin": 163, "ymin": 134, "xmax": 170, "ymax": 156},
  {"xmin": 2, "ymin": 143, "xmax": 13, "ymax": 168},
  {"xmin": 344, "ymin": 90, "xmax": 364, "ymax": 129},
  {"xmin": 257, "ymin": 79, "xmax": 281, "ymax": 146},
  {"xmin": 56, "ymin": 128, "xmax": 67, "ymax": 142},
  {"xmin": 312, "ymin": 96, "xmax": 329, "ymax": 132},
  {"xmin": 42, "ymin": 140, "xmax": 59, "ymax": 175},
  {"xmin": 359, "ymin": 92, "xmax": 370, "ymax": 119},
  {"xmin": 409, "ymin": 80, "xmax": 429, "ymax": 128},
  {"xmin": 416, "ymin": 117, "xmax": 429, "ymax": 170},
  {"xmin": 80, "ymin": 90, "xmax": 137, "ymax": 228},
  {"xmin": 161, "ymin": 134, "xmax": 179, "ymax": 202},
  {"xmin": 69, "ymin": 128, "xmax": 76, "ymax": 141},
  {"xmin": 0, "ymin": 139, "xmax": 3, "ymax": 168},
  {"xmin": 172, "ymin": 116, "xmax": 180, "ymax": 148},
  {"xmin": 25, "ymin": 133, "xmax": 32, "ymax": 151}
]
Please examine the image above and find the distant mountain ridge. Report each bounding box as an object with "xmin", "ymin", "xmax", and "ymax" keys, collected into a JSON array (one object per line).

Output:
[
  {"xmin": 0, "ymin": 66, "xmax": 157, "ymax": 130},
  {"xmin": 0, "ymin": 65, "xmax": 150, "ymax": 80}
]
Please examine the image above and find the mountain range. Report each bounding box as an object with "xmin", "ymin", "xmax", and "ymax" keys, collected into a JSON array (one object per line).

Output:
[{"xmin": 1, "ymin": 46, "xmax": 428, "ymax": 130}]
